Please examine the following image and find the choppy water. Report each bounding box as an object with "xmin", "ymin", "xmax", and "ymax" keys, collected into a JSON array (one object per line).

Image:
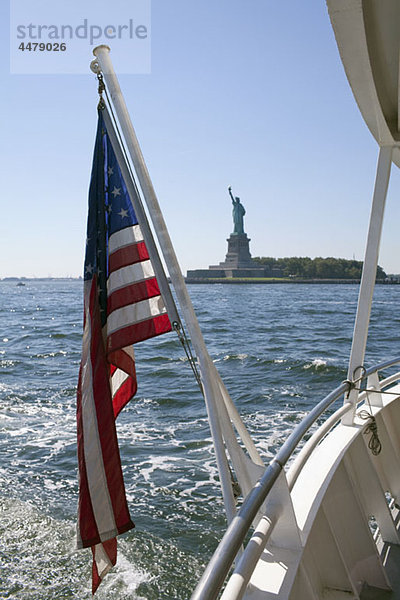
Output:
[{"xmin": 1, "ymin": 281, "xmax": 399, "ymax": 599}]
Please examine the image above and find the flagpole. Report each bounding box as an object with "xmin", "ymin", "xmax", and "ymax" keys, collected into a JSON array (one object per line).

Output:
[{"xmin": 91, "ymin": 45, "xmax": 239, "ymax": 523}]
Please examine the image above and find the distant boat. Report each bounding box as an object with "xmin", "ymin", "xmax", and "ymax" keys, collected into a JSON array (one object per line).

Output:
[{"xmin": 16, "ymin": 282, "xmax": 25, "ymax": 287}]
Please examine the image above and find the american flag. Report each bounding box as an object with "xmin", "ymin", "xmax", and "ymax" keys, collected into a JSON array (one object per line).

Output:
[{"xmin": 77, "ymin": 109, "xmax": 172, "ymax": 593}]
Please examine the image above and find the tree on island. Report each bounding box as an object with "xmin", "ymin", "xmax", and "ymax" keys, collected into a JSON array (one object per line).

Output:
[{"xmin": 252, "ymin": 256, "xmax": 387, "ymax": 280}]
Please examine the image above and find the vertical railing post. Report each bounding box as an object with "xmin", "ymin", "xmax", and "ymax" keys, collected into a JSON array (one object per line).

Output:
[{"xmin": 343, "ymin": 146, "xmax": 392, "ymax": 425}]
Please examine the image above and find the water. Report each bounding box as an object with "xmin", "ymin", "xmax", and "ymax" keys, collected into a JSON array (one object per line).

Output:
[{"xmin": 1, "ymin": 281, "xmax": 399, "ymax": 599}]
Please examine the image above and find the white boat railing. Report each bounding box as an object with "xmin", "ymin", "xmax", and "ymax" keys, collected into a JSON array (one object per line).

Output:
[{"xmin": 190, "ymin": 356, "xmax": 400, "ymax": 600}]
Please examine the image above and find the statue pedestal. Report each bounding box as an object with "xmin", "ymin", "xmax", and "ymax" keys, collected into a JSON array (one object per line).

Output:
[
  {"xmin": 187, "ymin": 233, "xmax": 269, "ymax": 279},
  {"xmin": 206, "ymin": 233, "xmax": 266, "ymax": 277},
  {"xmin": 215, "ymin": 233, "xmax": 254, "ymax": 269}
]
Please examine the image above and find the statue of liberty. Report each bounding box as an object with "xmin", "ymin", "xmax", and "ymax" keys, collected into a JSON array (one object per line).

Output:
[{"xmin": 228, "ymin": 186, "xmax": 246, "ymax": 235}]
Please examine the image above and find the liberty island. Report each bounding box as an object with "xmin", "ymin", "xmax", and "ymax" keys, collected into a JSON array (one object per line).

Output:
[
  {"xmin": 186, "ymin": 187, "xmax": 270, "ymax": 280},
  {"xmin": 185, "ymin": 189, "xmax": 389, "ymax": 283}
]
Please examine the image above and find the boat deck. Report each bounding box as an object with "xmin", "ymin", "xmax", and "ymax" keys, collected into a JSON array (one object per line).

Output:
[
  {"xmin": 360, "ymin": 541, "xmax": 400, "ymax": 600},
  {"xmin": 385, "ymin": 542, "xmax": 400, "ymax": 599}
]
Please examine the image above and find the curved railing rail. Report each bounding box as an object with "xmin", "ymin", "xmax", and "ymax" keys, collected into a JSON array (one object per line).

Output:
[{"xmin": 190, "ymin": 356, "xmax": 400, "ymax": 600}]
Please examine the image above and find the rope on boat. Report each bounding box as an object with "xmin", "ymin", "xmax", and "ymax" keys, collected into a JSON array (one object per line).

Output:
[
  {"xmin": 358, "ymin": 410, "xmax": 382, "ymax": 455},
  {"xmin": 172, "ymin": 320, "xmax": 203, "ymax": 390},
  {"xmin": 351, "ymin": 387, "xmax": 400, "ymax": 397},
  {"xmin": 344, "ymin": 376, "xmax": 400, "ymax": 397},
  {"xmin": 349, "ymin": 366, "xmax": 382, "ymax": 455}
]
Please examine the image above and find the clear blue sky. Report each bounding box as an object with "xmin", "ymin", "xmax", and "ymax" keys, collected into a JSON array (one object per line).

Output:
[{"xmin": 2, "ymin": 0, "xmax": 400, "ymax": 278}]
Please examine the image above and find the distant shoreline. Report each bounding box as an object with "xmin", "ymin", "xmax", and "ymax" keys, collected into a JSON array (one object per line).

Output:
[
  {"xmin": 185, "ymin": 277, "xmax": 399, "ymax": 285},
  {"xmin": 1, "ymin": 277, "xmax": 399, "ymax": 285},
  {"xmin": 0, "ymin": 277, "xmax": 82, "ymax": 282}
]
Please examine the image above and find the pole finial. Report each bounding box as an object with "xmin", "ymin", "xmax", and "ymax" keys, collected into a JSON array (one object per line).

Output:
[{"xmin": 93, "ymin": 44, "xmax": 111, "ymax": 57}]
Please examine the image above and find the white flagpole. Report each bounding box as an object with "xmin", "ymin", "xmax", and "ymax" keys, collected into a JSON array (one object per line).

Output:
[{"xmin": 91, "ymin": 45, "xmax": 238, "ymax": 522}]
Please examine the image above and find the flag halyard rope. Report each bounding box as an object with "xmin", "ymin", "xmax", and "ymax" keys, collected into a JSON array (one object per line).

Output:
[
  {"xmin": 173, "ymin": 320, "xmax": 203, "ymax": 390},
  {"xmin": 93, "ymin": 69, "xmax": 204, "ymax": 396}
]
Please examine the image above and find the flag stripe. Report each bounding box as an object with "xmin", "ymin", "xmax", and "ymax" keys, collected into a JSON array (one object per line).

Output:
[
  {"xmin": 77, "ymin": 374, "xmax": 98, "ymax": 548},
  {"xmin": 107, "ymin": 313, "xmax": 172, "ymax": 351},
  {"xmin": 87, "ymin": 279, "xmax": 127, "ymax": 542},
  {"xmin": 107, "ymin": 295, "xmax": 167, "ymax": 336},
  {"xmin": 111, "ymin": 368, "xmax": 129, "ymax": 393},
  {"xmin": 78, "ymin": 279, "xmax": 134, "ymax": 548},
  {"xmin": 107, "ymin": 278, "xmax": 162, "ymax": 313},
  {"xmin": 112, "ymin": 375, "xmax": 137, "ymax": 418},
  {"xmin": 109, "ymin": 347, "xmax": 137, "ymax": 417},
  {"xmin": 108, "ymin": 224, "xmax": 143, "ymax": 254},
  {"xmin": 109, "ymin": 240, "xmax": 149, "ymax": 272},
  {"xmin": 108, "ymin": 348, "xmax": 136, "ymax": 376},
  {"xmin": 92, "ymin": 538, "xmax": 117, "ymax": 595},
  {"xmin": 108, "ymin": 261, "xmax": 155, "ymax": 295},
  {"xmin": 78, "ymin": 281, "xmax": 117, "ymax": 545}
]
